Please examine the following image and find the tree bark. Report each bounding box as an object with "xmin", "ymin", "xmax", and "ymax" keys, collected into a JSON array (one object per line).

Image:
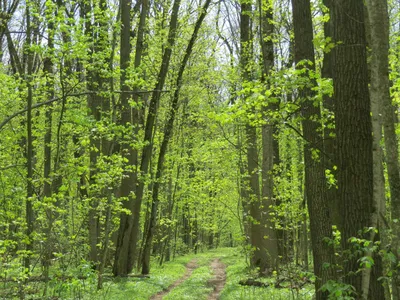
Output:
[
  {"xmin": 24, "ymin": 3, "xmax": 34, "ymax": 272},
  {"xmin": 240, "ymin": 1, "xmax": 266, "ymax": 272},
  {"xmin": 113, "ymin": 0, "xmax": 136, "ymax": 276},
  {"xmin": 114, "ymin": 0, "xmax": 181, "ymax": 276},
  {"xmin": 332, "ymin": 1, "xmax": 384, "ymax": 298},
  {"xmin": 291, "ymin": 0, "xmax": 336, "ymax": 298},
  {"xmin": 364, "ymin": 0, "xmax": 390, "ymax": 298},
  {"xmin": 366, "ymin": 0, "xmax": 399, "ymax": 298},
  {"xmin": 42, "ymin": 8, "xmax": 55, "ymax": 293},
  {"xmin": 259, "ymin": 0, "xmax": 279, "ymax": 272}
]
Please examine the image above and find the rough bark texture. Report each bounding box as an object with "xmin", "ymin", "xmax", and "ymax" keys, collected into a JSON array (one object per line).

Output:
[
  {"xmin": 240, "ymin": 2, "xmax": 266, "ymax": 272},
  {"xmin": 25, "ymin": 4, "xmax": 34, "ymax": 271},
  {"xmin": 364, "ymin": 0, "xmax": 390, "ymax": 298},
  {"xmin": 367, "ymin": 0, "xmax": 400, "ymax": 298},
  {"xmin": 84, "ymin": 0, "xmax": 109, "ymax": 267},
  {"xmin": 332, "ymin": 1, "xmax": 384, "ymax": 298},
  {"xmin": 112, "ymin": 0, "xmax": 135, "ymax": 276},
  {"xmin": 259, "ymin": 0, "xmax": 279, "ymax": 272},
  {"xmin": 321, "ymin": 0, "xmax": 339, "ymax": 228},
  {"xmin": 291, "ymin": 0, "xmax": 335, "ymax": 298}
]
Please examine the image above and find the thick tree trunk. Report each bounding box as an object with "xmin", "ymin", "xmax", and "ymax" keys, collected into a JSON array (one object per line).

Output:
[
  {"xmin": 367, "ymin": 0, "xmax": 399, "ymax": 298},
  {"xmin": 364, "ymin": 0, "xmax": 390, "ymax": 298},
  {"xmin": 83, "ymin": 0, "xmax": 108, "ymax": 267},
  {"xmin": 321, "ymin": 0, "xmax": 339, "ymax": 228},
  {"xmin": 240, "ymin": 1, "xmax": 266, "ymax": 270},
  {"xmin": 291, "ymin": 0, "xmax": 335, "ymax": 298},
  {"xmin": 259, "ymin": 0, "xmax": 279, "ymax": 272},
  {"xmin": 113, "ymin": 0, "xmax": 136, "ymax": 276},
  {"xmin": 332, "ymin": 1, "xmax": 384, "ymax": 298}
]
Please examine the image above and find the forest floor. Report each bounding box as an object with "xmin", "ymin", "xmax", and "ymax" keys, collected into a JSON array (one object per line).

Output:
[
  {"xmin": 150, "ymin": 257, "xmax": 226, "ymax": 300},
  {"xmin": 150, "ymin": 259, "xmax": 200, "ymax": 299},
  {"xmin": 207, "ymin": 258, "xmax": 227, "ymax": 299},
  {"xmin": 13, "ymin": 248, "xmax": 314, "ymax": 299}
]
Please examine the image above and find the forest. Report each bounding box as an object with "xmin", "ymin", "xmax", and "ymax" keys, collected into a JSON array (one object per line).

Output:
[{"xmin": 0, "ymin": 0, "xmax": 399, "ymax": 299}]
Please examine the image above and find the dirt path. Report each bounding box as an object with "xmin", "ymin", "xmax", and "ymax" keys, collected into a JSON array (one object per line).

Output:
[
  {"xmin": 150, "ymin": 259, "xmax": 198, "ymax": 300},
  {"xmin": 207, "ymin": 258, "xmax": 227, "ymax": 300}
]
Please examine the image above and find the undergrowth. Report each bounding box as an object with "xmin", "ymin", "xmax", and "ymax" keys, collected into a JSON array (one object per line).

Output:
[{"xmin": 2, "ymin": 248, "xmax": 315, "ymax": 299}]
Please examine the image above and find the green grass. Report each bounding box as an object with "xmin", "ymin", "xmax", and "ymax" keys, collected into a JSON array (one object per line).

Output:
[
  {"xmin": 2, "ymin": 248, "xmax": 316, "ymax": 299},
  {"xmin": 91, "ymin": 248, "xmax": 315, "ymax": 300},
  {"xmin": 163, "ymin": 266, "xmax": 213, "ymax": 300},
  {"xmin": 86, "ymin": 255, "xmax": 196, "ymax": 300},
  {"xmin": 217, "ymin": 248, "xmax": 314, "ymax": 300}
]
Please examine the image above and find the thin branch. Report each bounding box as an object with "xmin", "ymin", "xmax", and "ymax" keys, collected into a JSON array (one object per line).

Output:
[
  {"xmin": 0, "ymin": 164, "xmax": 25, "ymax": 171},
  {"xmin": 0, "ymin": 90, "xmax": 170, "ymax": 131},
  {"xmin": 0, "ymin": 92, "xmax": 93, "ymax": 131}
]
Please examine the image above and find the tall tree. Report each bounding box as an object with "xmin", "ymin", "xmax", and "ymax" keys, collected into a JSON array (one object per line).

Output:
[
  {"xmin": 332, "ymin": 1, "xmax": 384, "ymax": 298},
  {"xmin": 113, "ymin": 0, "xmax": 181, "ymax": 276},
  {"xmin": 291, "ymin": 0, "xmax": 335, "ymax": 298},
  {"xmin": 113, "ymin": 0, "xmax": 135, "ymax": 276},
  {"xmin": 364, "ymin": 0, "xmax": 390, "ymax": 298},
  {"xmin": 259, "ymin": 0, "xmax": 279, "ymax": 271},
  {"xmin": 240, "ymin": 0, "xmax": 268, "ymax": 272},
  {"xmin": 366, "ymin": 0, "xmax": 399, "ymax": 298},
  {"xmin": 24, "ymin": 1, "xmax": 35, "ymax": 272},
  {"xmin": 321, "ymin": 0, "xmax": 339, "ymax": 227},
  {"xmin": 140, "ymin": 0, "xmax": 212, "ymax": 275}
]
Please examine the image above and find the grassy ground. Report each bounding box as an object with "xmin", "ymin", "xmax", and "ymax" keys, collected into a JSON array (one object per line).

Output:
[
  {"xmin": 3, "ymin": 248, "xmax": 315, "ymax": 299},
  {"xmin": 217, "ymin": 248, "xmax": 314, "ymax": 300}
]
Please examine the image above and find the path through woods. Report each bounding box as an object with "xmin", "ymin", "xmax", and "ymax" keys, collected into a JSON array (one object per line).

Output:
[
  {"xmin": 150, "ymin": 258, "xmax": 227, "ymax": 299},
  {"xmin": 150, "ymin": 259, "xmax": 199, "ymax": 300},
  {"xmin": 207, "ymin": 259, "xmax": 227, "ymax": 300}
]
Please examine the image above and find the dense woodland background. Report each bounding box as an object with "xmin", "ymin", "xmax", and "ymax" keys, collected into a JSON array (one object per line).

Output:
[{"xmin": 0, "ymin": 0, "xmax": 400, "ymax": 299}]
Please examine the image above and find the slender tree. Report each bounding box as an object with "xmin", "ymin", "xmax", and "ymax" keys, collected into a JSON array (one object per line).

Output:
[
  {"xmin": 141, "ymin": 0, "xmax": 212, "ymax": 275},
  {"xmin": 24, "ymin": 1, "xmax": 34, "ymax": 272}
]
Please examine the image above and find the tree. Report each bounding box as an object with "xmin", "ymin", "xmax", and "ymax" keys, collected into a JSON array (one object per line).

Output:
[
  {"xmin": 332, "ymin": 1, "xmax": 384, "ymax": 297},
  {"xmin": 240, "ymin": 0, "xmax": 269, "ymax": 273},
  {"xmin": 291, "ymin": 0, "xmax": 335, "ymax": 297},
  {"xmin": 113, "ymin": 0, "xmax": 141, "ymax": 276},
  {"xmin": 366, "ymin": 0, "xmax": 400, "ymax": 298},
  {"xmin": 141, "ymin": 0, "xmax": 212, "ymax": 275},
  {"xmin": 259, "ymin": 0, "xmax": 279, "ymax": 272}
]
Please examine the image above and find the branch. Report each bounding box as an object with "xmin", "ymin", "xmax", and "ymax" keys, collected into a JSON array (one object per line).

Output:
[
  {"xmin": 0, "ymin": 164, "xmax": 25, "ymax": 171},
  {"xmin": 0, "ymin": 92, "xmax": 94, "ymax": 131},
  {"xmin": 0, "ymin": 90, "xmax": 169, "ymax": 132}
]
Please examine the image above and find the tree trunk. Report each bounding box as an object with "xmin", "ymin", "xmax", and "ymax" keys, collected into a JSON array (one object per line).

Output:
[
  {"xmin": 364, "ymin": 0, "xmax": 390, "ymax": 298},
  {"xmin": 259, "ymin": 0, "xmax": 279, "ymax": 272},
  {"xmin": 321, "ymin": 0, "xmax": 339, "ymax": 228},
  {"xmin": 366, "ymin": 0, "xmax": 399, "ymax": 298},
  {"xmin": 240, "ymin": 2, "xmax": 267, "ymax": 272},
  {"xmin": 140, "ymin": 0, "xmax": 212, "ymax": 275},
  {"xmin": 291, "ymin": 0, "xmax": 335, "ymax": 298},
  {"xmin": 332, "ymin": 1, "xmax": 384, "ymax": 297},
  {"xmin": 114, "ymin": 0, "xmax": 181, "ymax": 276},
  {"xmin": 113, "ymin": 0, "xmax": 136, "ymax": 276},
  {"xmin": 24, "ymin": 4, "xmax": 34, "ymax": 272},
  {"xmin": 42, "ymin": 10, "xmax": 55, "ymax": 293}
]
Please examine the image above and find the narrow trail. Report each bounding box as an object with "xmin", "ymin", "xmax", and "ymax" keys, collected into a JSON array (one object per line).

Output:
[
  {"xmin": 150, "ymin": 259, "xmax": 198, "ymax": 300},
  {"xmin": 207, "ymin": 258, "xmax": 227, "ymax": 300}
]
